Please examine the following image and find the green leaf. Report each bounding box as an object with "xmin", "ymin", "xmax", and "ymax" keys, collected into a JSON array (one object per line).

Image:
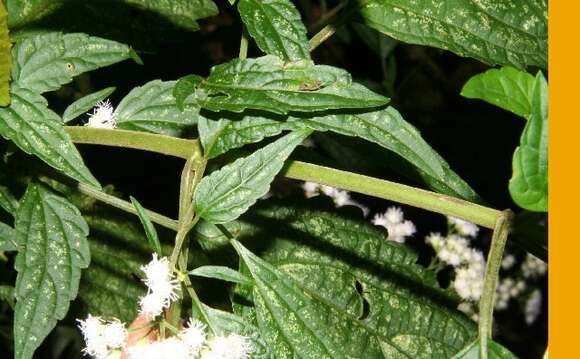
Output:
[
  {"xmin": 509, "ymin": 72, "xmax": 548, "ymax": 211},
  {"xmin": 0, "ymin": 86, "xmax": 100, "ymax": 188},
  {"xmin": 194, "ymin": 128, "xmax": 312, "ymax": 224},
  {"xmin": 173, "ymin": 74, "xmax": 203, "ymax": 111},
  {"xmin": 62, "ymin": 87, "xmax": 116, "ymax": 123},
  {"xmin": 0, "ymin": 221, "xmax": 17, "ymax": 251},
  {"xmin": 14, "ymin": 183, "xmax": 90, "ymax": 359},
  {"xmin": 238, "ymin": 0, "xmax": 310, "ymax": 61},
  {"xmin": 296, "ymin": 107, "xmax": 480, "ymax": 202},
  {"xmin": 190, "ymin": 265, "xmax": 253, "ymax": 285},
  {"xmin": 0, "ymin": 1, "xmax": 11, "ymax": 106},
  {"xmin": 198, "ymin": 114, "xmax": 299, "ymax": 159},
  {"xmin": 115, "ymin": 80, "xmax": 201, "ymax": 136},
  {"xmin": 6, "ymin": 0, "xmax": 65, "ymax": 28},
  {"xmin": 11, "ymin": 32, "xmax": 135, "ymax": 94},
  {"xmin": 0, "ymin": 184, "xmax": 19, "ymax": 215},
  {"xmin": 130, "ymin": 196, "xmax": 163, "ymax": 257},
  {"xmin": 193, "ymin": 218, "xmax": 242, "ymax": 252},
  {"xmin": 511, "ymin": 211, "xmax": 547, "ymax": 261},
  {"xmin": 77, "ymin": 214, "xmax": 150, "ymax": 323},
  {"xmin": 359, "ymin": 0, "xmax": 547, "ymax": 69},
  {"xmin": 452, "ymin": 339, "xmax": 518, "ymax": 358},
  {"xmin": 232, "ymin": 200, "xmax": 476, "ymax": 359},
  {"xmin": 461, "ymin": 67, "xmax": 535, "ymax": 118},
  {"xmin": 198, "ymin": 55, "xmax": 389, "ymax": 114}
]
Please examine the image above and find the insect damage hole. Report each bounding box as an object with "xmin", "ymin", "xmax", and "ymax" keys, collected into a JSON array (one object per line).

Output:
[{"xmin": 355, "ymin": 279, "xmax": 370, "ymax": 320}]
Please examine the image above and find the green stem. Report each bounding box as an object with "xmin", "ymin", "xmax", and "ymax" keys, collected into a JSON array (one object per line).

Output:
[
  {"xmin": 309, "ymin": 0, "xmax": 368, "ymax": 51},
  {"xmin": 309, "ymin": 23, "xmax": 338, "ymax": 51},
  {"xmin": 239, "ymin": 28, "xmax": 249, "ymax": 60},
  {"xmin": 283, "ymin": 161, "xmax": 501, "ymax": 229},
  {"xmin": 66, "ymin": 126, "xmax": 198, "ymax": 160},
  {"xmin": 76, "ymin": 182, "xmax": 179, "ymax": 231},
  {"xmin": 478, "ymin": 210, "xmax": 514, "ymax": 358}
]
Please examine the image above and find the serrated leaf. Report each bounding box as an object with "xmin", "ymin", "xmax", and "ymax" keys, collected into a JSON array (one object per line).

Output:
[
  {"xmin": 0, "ymin": 221, "xmax": 17, "ymax": 251},
  {"xmin": 198, "ymin": 114, "xmax": 299, "ymax": 158},
  {"xmin": 190, "ymin": 265, "xmax": 253, "ymax": 285},
  {"xmin": 461, "ymin": 67, "xmax": 535, "ymax": 118},
  {"xmin": 198, "ymin": 55, "xmax": 389, "ymax": 114},
  {"xmin": 115, "ymin": 80, "xmax": 201, "ymax": 136},
  {"xmin": 130, "ymin": 196, "xmax": 163, "ymax": 256},
  {"xmin": 77, "ymin": 214, "xmax": 149, "ymax": 323},
  {"xmin": 62, "ymin": 87, "xmax": 116, "ymax": 123},
  {"xmin": 509, "ymin": 72, "xmax": 547, "ymax": 211},
  {"xmin": 194, "ymin": 128, "xmax": 312, "ymax": 224},
  {"xmin": 174, "ymin": 74, "xmax": 203, "ymax": 111},
  {"xmin": 14, "ymin": 183, "xmax": 90, "ymax": 359},
  {"xmin": 296, "ymin": 107, "xmax": 480, "ymax": 202},
  {"xmin": 452, "ymin": 339, "xmax": 518, "ymax": 358},
  {"xmin": 359, "ymin": 0, "xmax": 547, "ymax": 69},
  {"xmin": 238, "ymin": 0, "xmax": 310, "ymax": 61},
  {"xmin": 0, "ymin": 1, "xmax": 11, "ymax": 106},
  {"xmin": 11, "ymin": 32, "xmax": 134, "ymax": 94},
  {"xmin": 119, "ymin": 0, "xmax": 218, "ymax": 30},
  {"xmin": 0, "ymin": 184, "xmax": 19, "ymax": 215},
  {"xmin": 0, "ymin": 86, "xmax": 100, "ymax": 188},
  {"xmin": 6, "ymin": 0, "xmax": 65, "ymax": 28},
  {"xmin": 234, "ymin": 200, "xmax": 476, "ymax": 358}
]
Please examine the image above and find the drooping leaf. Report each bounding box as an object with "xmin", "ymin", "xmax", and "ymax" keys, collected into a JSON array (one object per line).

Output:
[
  {"xmin": 11, "ymin": 32, "xmax": 135, "ymax": 94},
  {"xmin": 0, "ymin": 221, "xmax": 17, "ymax": 251},
  {"xmin": 0, "ymin": 1, "xmax": 11, "ymax": 106},
  {"xmin": 232, "ymin": 200, "xmax": 476, "ymax": 359},
  {"xmin": 130, "ymin": 196, "xmax": 163, "ymax": 257},
  {"xmin": 238, "ymin": 0, "xmax": 310, "ymax": 61},
  {"xmin": 461, "ymin": 67, "xmax": 535, "ymax": 118},
  {"xmin": 198, "ymin": 55, "xmax": 389, "ymax": 114},
  {"xmin": 77, "ymin": 214, "xmax": 150, "ymax": 323},
  {"xmin": 0, "ymin": 86, "xmax": 100, "ymax": 188},
  {"xmin": 359, "ymin": 0, "xmax": 547, "ymax": 69},
  {"xmin": 0, "ymin": 184, "xmax": 19, "ymax": 215},
  {"xmin": 115, "ymin": 80, "xmax": 201, "ymax": 136},
  {"xmin": 14, "ymin": 183, "xmax": 90, "ymax": 359},
  {"xmin": 452, "ymin": 339, "xmax": 518, "ymax": 358},
  {"xmin": 62, "ymin": 87, "xmax": 116, "ymax": 123},
  {"xmin": 198, "ymin": 114, "xmax": 299, "ymax": 158},
  {"xmin": 194, "ymin": 128, "xmax": 312, "ymax": 224},
  {"xmin": 173, "ymin": 74, "xmax": 203, "ymax": 111},
  {"xmin": 190, "ymin": 265, "xmax": 253, "ymax": 285},
  {"xmin": 509, "ymin": 72, "xmax": 547, "ymax": 211}
]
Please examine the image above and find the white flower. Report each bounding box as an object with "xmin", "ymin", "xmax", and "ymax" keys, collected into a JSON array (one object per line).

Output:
[
  {"xmin": 501, "ymin": 254, "xmax": 516, "ymax": 270},
  {"xmin": 525, "ymin": 290, "xmax": 542, "ymax": 325},
  {"xmin": 448, "ymin": 216, "xmax": 479, "ymax": 237},
  {"xmin": 302, "ymin": 182, "xmax": 320, "ymax": 198},
  {"xmin": 372, "ymin": 206, "xmax": 416, "ymax": 243},
  {"xmin": 78, "ymin": 315, "xmax": 127, "ymax": 359},
  {"xmin": 425, "ymin": 232, "xmax": 445, "ymax": 250},
  {"xmin": 453, "ymin": 261, "xmax": 485, "ymax": 301},
  {"xmin": 521, "ymin": 254, "xmax": 547, "ymax": 279},
  {"xmin": 302, "ymin": 182, "xmax": 368, "ymax": 216},
  {"xmin": 202, "ymin": 334, "xmax": 252, "ymax": 359},
  {"xmin": 87, "ymin": 100, "xmax": 117, "ymax": 129},
  {"xmin": 128, "ymin": 338, "xmax": 190, "ymax": 359},
  {"xmin": 495, "ymin": 278, "xmax": 527, "ymax": 310},
  {"xmin": 181, "ymin": 318, "xmax": 207, "ymax": 356},
  {"xmin": 457, "ymin": 302, "xmax": 479, "ymax": 322},
  {"xmin": 138, "ymin": 254, "xmax": 180, "ymax": 318}
]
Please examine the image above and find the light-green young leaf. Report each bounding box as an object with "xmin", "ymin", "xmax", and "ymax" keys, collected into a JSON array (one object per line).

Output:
[
  {"xmin": 0, "ymin": 86, "xmax": 100, "ymax": 188},
  {"xmin": 452, "ymin": 339, "xmax": 518, "ymax": 358},
  {"xmin": 509, "ymin": 72, "xmax": 548, "ymax": 212},
  {"xmin": 115, "ymin": 80, "xmax": 201, "ymax": 136},
  {"xmin": 232, "ymin": 204, "xmax": 475, "ymax": 359},
  {"xmin": 461, "ymin": 67, "xmax": 535, "ymax": 118},
  {"xmin": 194, "ymin": 128, "xmax": 312, "ymax": 224},
  {"xmin": 11, "ymin": 32, "xmax": 137, "ymax": 94},
  {"xmin": 190, "ymin": 265, "xmax": 253, "ymax": 285},
  {"xmin": 198, "ymin": 56, "xmax": 389, "ymax": 114},
  {"xmin": 238, "ymin": 0, "xmax": 310, "ymax": 61},
  {"xmin": 130, "ymin": 196, "xmax": 163, "ymax": 256},
  {"xmin": 359, "ymin": 0, "xmax": 547, "ymax": 69},
  {"xmin": 14, "ymin": 184, "xmax": 90, "ymax": 359},
  {"xmin": 62, "ymin": 87, "xmax": 116, "ymax": 123}
]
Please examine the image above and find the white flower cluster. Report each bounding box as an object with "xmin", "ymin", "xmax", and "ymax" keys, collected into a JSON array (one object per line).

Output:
[
  {"xmin": 525, "ymin": 290, "xmax": 542, "ymax": 325},
  {"xmin": 78, "ymin": 315, "xmax": 127, "ymax": 359},
  {"xmin": 139, "ymin": 254, "xmax": 181, "ymax": 319},
  {"xmin": 447, "ymin": 216, "xmax": 479, "ymax": 237},
  {"xmin": 87, "ymin": 100, "xmax": 117, "ymax": 129},
  {"xmin": 495, "ymin": 278, "xmax": 527, "ymax": 310},
  {"xmin": 372, "ymin": 207, "xmax": 416, "ymax": 243},
  {"xmin": 302, "ymin": 182, "xmax": 368, "ymax": 215},
  {"xmin": 521, "ymin": 254, "xmax": 548, "ymax": 279}
]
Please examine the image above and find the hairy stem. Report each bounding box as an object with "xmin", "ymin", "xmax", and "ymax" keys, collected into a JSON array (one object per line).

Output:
[
  {"xmin": 77, "ymin": 182, "xmax": 179, "ymax": 231},
  {"xmin": 309, "ymin": 0, "xmax": 368, "ymax": 51},
  {"xmin": 239, "ymin": 28, "xmax": 249, "ymax": 60},
  {"xmin": 478, "ymin": 210, "xmax": 514, "ymax": 358},
  {"xmin": 283, "ymin": 161, "xmax": 501, "ymax": 229}
]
